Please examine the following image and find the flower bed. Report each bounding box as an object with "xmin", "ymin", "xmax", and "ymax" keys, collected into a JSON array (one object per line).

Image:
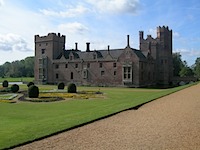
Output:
[
  {"xmin": 20, "ymin": 96, "xmax": 64, "ymax": 102},
  {"xmin": 18, "ymin": 90, "xmax": 104, "ymax": 103},
  {"xmin": 39, "ymin": 90, "xmax": 103, "ymax": 100}
]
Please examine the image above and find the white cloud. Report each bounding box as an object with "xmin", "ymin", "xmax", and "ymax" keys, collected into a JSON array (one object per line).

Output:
[
  {"xmin": 58, "ymin": 22, "xmax": 89, "ymax": 34},
  {"xmin": 86, "ymin": 0, "xmax": 140, "ymax": 14},
  {"xmin": 0, "ymin": 0, "xmax": 4, "ymax": 6},
  {"xmin": 174, "ymin": 48, "xmax": 200, "ymax": 56},
  {"xmin": 40, "ymin": 4, "xmax": 89, "ymax": 18},
  {"xmin": 0, "ymin": 34, "xmax": 31, "ymax": 52}
]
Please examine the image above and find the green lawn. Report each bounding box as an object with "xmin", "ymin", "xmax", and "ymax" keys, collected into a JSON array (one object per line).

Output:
[
  {"xmin": 0, "ymin": 77, "xmax": 34, "ymax": 83},
  {"xmin": 0, "ymin": 83, "xmax": 196, "ymax": 149}
]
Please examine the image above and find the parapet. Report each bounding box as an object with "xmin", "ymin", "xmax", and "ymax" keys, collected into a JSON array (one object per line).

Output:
[
  {"xmin": 35, "ymin": 33, "xmax": 65, "ymax": 42},
  {"xmin": 157, "ymin": 26, "xmax": 172, "ymax": 32}
]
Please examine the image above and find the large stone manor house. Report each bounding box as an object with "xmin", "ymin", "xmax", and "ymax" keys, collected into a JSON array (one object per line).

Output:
[{"xmin": 34, "ymin": 26, "xmax": 173, "ymax": 87}]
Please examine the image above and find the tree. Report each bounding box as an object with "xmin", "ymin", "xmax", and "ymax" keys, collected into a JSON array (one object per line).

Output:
[
  {"xmin": 0, "ymin": 57, "xmax": 34, "ymax": 77},
  {"xmin": 194, "ymin": 57, "xmax": 200, "ymax": 79},
  {"xmin": 179, "ymin": 61, "xmax": 194, "ymax": 77},
  {"xmin": 172, "ymin": 53, "xmax": 183, "ymax": 76}
]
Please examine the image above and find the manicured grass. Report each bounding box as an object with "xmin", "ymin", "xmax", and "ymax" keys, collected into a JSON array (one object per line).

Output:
[
  {"xmin": 0, "ymin": 77, "xmax": 34, "ymax": 83},
  {"xmin": 0, "ymin": 83, "xmax": 196, "ymax": 149}
]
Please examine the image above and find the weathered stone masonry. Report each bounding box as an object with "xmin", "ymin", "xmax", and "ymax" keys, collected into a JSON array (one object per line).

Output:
[{"xmin": 34, "ymin": 26, "xmax": 173, "ymax": 87}]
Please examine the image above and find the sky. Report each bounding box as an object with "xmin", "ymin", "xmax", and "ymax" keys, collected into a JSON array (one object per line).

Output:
[{"xmin": 0, "ymin": 0, "xmax": 200, "ymax": 66}]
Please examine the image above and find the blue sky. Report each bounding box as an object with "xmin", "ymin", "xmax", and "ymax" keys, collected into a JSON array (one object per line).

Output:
[{"xmin": 0, "ymin": 0, "xmax": 200, "ymax": 66}]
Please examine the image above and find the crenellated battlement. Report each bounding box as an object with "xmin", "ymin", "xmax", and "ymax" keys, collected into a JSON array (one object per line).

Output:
[{"xmin": 35, "ymin": 33, "xmax": 65, "ymax": 43}]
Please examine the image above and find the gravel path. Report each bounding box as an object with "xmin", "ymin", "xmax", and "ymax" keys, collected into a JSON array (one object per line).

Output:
[{"xmin": 15, "ymin": 84, "xmax": 200, "ymax": 150}]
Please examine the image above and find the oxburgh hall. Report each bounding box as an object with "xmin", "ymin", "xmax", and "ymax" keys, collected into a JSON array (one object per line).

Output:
[{"xmin": 34, "ymin": 26, "xmax": 173, "ymax": 87}]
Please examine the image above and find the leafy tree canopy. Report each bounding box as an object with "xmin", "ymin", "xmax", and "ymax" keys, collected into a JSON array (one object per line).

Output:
[
  {"xmin": 173, "ymin": 53, "xmax": 194, "ymax": 77},
  {"xmin": 0, "ymin": 56, "xmax": 34, "ymax": 78}
]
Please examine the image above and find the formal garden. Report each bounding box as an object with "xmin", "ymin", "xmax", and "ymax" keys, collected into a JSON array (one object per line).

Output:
[{"xmin": 0, "ymin": 79, "xmax": 198, "ymax": 149}]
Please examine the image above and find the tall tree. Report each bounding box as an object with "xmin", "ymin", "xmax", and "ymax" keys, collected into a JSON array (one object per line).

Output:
[
  {"xmin": 194, "ymin": 57, "xmax": 200, "ymax": 79},
  {"xmin": 172, "ymin": 52, "xmax": 183, "ymax": 76}
]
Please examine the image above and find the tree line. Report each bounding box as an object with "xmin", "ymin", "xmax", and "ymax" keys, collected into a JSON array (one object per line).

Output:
[
  {"xmin": 0, "ymin": 56, "xmax": 34, "ymax": 78},
  {"xmin": 0, "ymin": 54, "xmax": 199, "ymax": 79},
  {"xmin": 173, "ymin": 53, "xmax": 200, "ymax": 78}
]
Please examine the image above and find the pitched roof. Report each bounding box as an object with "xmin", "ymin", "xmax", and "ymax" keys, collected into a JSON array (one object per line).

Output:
[{"xmin": 56, "ymin": 47, "xmax": 147, "ymax": 61}]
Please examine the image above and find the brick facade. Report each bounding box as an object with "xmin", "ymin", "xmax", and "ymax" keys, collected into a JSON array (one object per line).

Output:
[{"xmin": 34, "ymin": 26, "xmax": 173, "ymax": 87}]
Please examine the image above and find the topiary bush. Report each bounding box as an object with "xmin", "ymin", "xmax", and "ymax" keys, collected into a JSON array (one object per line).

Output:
[
  {"xmin": 28, "ymin": 85, "xmax": 39, "ymax": 98},
  {"xmin": 58, "ymin": 82, "xmax": 65, "ymax": 90},
  {"xmin": 11, "ymin": 84, "xmax": 19, "ymax": 93},
  {"xmin": 27, "ymin": 82, "xmax": 34, "ymax": 87},
  {"xmin": 68, "ymin": 83, "xmax": 77, "ymax": 93},
  {"xmin": 2, "ymin": 80, "xmax": 8, "ymax": 87}
]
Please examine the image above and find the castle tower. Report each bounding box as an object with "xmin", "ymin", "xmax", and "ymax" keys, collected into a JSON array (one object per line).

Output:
[
  {"xmin": 139, "ymin": 26, "xmax": 173, "ymax": 86},
  {"xmin": 34, "ymin": 33, "xmax": 65, "ymax": 84},
  {"xmin": 156, "ymin": 26, "xmax": 173, "ymax": 85}
]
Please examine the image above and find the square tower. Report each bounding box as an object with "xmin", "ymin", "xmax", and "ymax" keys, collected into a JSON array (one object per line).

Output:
[{"xmin": 34, "ymin": 33, "xmax": 65, "ymax": 84}]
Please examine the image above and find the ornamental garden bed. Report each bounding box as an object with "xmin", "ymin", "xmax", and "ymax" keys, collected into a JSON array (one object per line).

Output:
[{"xmin": 18, "ymin": 90, "xmax": 104, "ymax": 102}]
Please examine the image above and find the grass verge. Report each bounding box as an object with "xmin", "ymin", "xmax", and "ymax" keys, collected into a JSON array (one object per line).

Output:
[{"xmin": 0, "ymin": 83, "xmax": 197, "ymax": 149}]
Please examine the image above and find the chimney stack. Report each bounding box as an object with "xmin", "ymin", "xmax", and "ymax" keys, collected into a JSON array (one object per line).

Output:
[
  {"xmin": 139, "ymin": 31, "xmax": 144, "ymax": 40},
  {"xmin": 108, "ymin": 45, "xmax": 110, "ymax": 51},
  {"xmin": 127, "ymin": 35, "xmax": 130, "ymax": 47},
  {"xmin": 86, "ymin": 42, "xmax": 90, "ymax": 52},
  {"xmin": 75, "ymin": 42, "xmax": 78, "ymax": 50}
]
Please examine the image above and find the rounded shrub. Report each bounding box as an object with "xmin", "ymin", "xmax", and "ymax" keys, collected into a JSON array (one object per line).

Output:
[
  {"xmin": 58, "ymin": 82, "xmax": 65, "ymax": 90},
  {"xmin": 2, "ymin": 80, "xmax": 8, "ymax": 87},
  {"xmin": 11, "ymin": 84, "xmax": 19, "ymax": 93},
  {"xmin": 68, "ymin": 83, "xmax": 77, "ymax": 93},
  {"xmin": 27, "ymin": 82, "xmax": 34, "ymax": 87},
  {"xmin": 28, "ymin": 85, "xmax": 39, "ymax": 98}
]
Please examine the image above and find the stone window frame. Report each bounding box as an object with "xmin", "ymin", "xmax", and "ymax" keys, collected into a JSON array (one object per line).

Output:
[
  {"xmin": 113, "ymin": 62, "xmax": 117, "ymax": 68},
  {"xmin": 87, "ymin": 63, "xmax": 90, "ymax": 68},
  {"xmin": 114, "ymin": 71, "xmax": 116, "ymax": 76},
  {"xmin": 122, "ymin": 64, "xmax": 133, "ymax": 82},
  {"xmin": 55, "ymin": 64, "xmax": 59, "ymax": 69},
  {"xmin": 101, "ymin": 70, "xmax": 105, "ymax": 76},
  {"xmin": 56, "ymin": 73, "xmax": 59, "ymax": 79},
  {"xmin": 82, "ymin": 69, "xmax": 88, "ymax": 79},
  {"xmin": 75, "ymin": 63, "xmax": 78, "ymax": 68},
  {"xmin": 99, "ymin": 63, "xmax": 103, "ymax": 68}
]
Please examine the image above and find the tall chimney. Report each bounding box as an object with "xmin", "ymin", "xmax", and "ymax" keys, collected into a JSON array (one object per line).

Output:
[
  {"xmin": 75, "ymin": 42, "xmax": 78, "ymax": 50},
  {"xmin": 139, "ymin": 31, "xmax": 144, "ymax": 40},
  {"xmin": 86, "ymin": 42, "xmax": 90, "ymax": 52},
  {"xmin": 127, "ymin": 35, "xmax": 130, "ymax": 47}
]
